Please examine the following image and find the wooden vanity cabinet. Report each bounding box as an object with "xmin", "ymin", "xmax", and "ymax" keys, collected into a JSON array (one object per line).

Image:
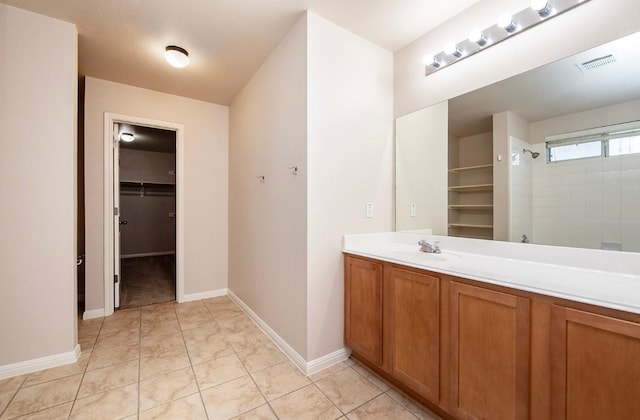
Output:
[
  {"xmin": 449, "ymin": 282, "xmax": 530, "ymax": 420},
  {"xmin": 344, "ymin": 255, "xmax": 384, "ymax": 366},
  {"xmin": 550, "ymin": 306, "xmax": 640, "ymax": 420},
  {"xmin": 388, "ymin": 267, "xmax": 440, "ymax": 402}
]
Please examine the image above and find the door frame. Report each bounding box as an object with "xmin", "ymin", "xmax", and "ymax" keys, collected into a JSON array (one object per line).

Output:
[{"xmin": 103, "ymin": 112, "xmax": 185, "ymax": 316}]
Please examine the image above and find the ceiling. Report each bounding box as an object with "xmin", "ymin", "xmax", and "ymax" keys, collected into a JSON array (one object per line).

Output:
[
  {"xmin": 449, "ymin": 30, "xmax": 640, "ymax": 138},
  {"xmin": 118, "ymin": 124, "xmax": 176, "ymax": 154},
  {"xmin": 1, "ymin": 0, "xmax": 480, "ymax": 105}
]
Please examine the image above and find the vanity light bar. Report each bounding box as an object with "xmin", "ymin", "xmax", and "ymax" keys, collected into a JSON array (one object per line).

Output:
[{"xmin": 424, "ymin": 0, "xmax": 592, "ymax": 76}]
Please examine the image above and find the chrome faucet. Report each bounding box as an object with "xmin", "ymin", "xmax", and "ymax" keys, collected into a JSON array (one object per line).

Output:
[{"xmin": 418, "ymin": 240, "xmax": 441, "ymax": 254}]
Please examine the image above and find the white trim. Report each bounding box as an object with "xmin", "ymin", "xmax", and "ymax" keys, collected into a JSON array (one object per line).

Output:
[
  {"xmin": 306, "ymin": 347, "xmax": 352, "ymax": 376},
  {"xmin": 103, "ymin": 113, "xmax": 185, "ymax": 316},
  {"xmin": 181, "ymin": 288, "xmax": 228, "ymax": 303},
  {"xmin": 227, "ymin": 290, "xmax": 308, "ymax": 373},
  {"xmin": 82, "ymin": 309, "xmax": 106, "ymax": 320},
  {"xmin": 121, "ymin": 251, "xmax": 175, "ymax": 259},
  {"xmin": 227, "ymin": 290, "xmax": 350, "ymax": 375},
  {"xmin": 0, "ymin": 345, "xmax": 81, "ymax": 380}
]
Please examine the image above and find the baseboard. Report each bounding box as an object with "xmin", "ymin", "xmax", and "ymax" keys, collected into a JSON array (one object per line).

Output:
[
  {"xmin": 121, "ymin": 251, "xmax": 175, "ymax": 259},
  {"xmin": 83, "ymin": 308, "xmax": 106, "ymax": 320},
  {"xmin": 0, "ymin": 344, "xmax": 80, "ymax": 380},
  {"xmin": 306, "ymin": 347, "xmax": 351, "ymax": 375},
  {"xmin": 181, "ymin": 288, "xmax": 228, "ymax": 303},
  {"xmin": 227, "ymin": 290, "xmax": 350, "ymax": 376}
]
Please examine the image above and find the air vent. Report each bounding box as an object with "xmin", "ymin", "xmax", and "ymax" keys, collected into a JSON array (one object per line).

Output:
[{"xmin": 576, "ymin": 54, "xmax": 616, "ymax": 73}]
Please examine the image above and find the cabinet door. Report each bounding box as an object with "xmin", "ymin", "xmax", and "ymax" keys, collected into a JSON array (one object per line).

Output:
[
  {"xmin": 344, "ymin": 255, "xmax": 384, "ymax": 365},
  {"xmin": 389, "ymin": 267, "xmax": 440, "ymax": 401},
  {"xmin": 450, "ymin": 282, "xmax": 530, "ymax": 420},
  {"xmin": 550, "ymin": 306, "xmax": 640, "ymax": 420}
]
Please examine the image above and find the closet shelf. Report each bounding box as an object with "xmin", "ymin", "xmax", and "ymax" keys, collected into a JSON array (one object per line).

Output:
[
  {"xmin": 448, "ymin": 184, "xmax": 493, "ymax": 192},
  {"xmin": 448, "ymin": 223, "xmax": 494, "ymax": 229},
  {"xmin": 120, "ymin": 180, "xmax": 175, "ymax": 187},
  {"xmin": 448, "ymin": 164, "xmax": 493, "ymax": 173},
  {"xmin": 448, "ymin": 205, "xmax": 493, "ymax": 210}
]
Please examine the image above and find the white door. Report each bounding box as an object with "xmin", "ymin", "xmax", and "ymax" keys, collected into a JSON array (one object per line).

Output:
[{"xmin": 113, "ymin": 123, "xmax": 121, "ymax": 308}]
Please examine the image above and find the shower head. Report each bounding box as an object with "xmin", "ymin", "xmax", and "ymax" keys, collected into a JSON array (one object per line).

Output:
[{"xmin": 523, "ymin": 148, "xmax": 540, "ymax": 159}]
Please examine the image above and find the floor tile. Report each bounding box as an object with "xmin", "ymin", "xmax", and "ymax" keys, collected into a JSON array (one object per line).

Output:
[
  {"xmin": 315, "ymin": 367, "xmax": 382, "ymax": 413},
  {"xmin": 187, "ymin": 338, "xmax": 235, "ymax": 365},
  {"xmin": 201, "ymin": 375, "xmax": 266, "ymax": 420},
  {"xmin": 103, "ymin": 308, "xmax": 141, "ymax": 323},
  {"xmin": 385, "ymin": 389, "xmax": 440, "ymax": 420},
  {"xmin": 0, "ymin": 392, "xmax": 13, "ymax": 415},
  {"xmin": 78, "ymin": 359, "xmax": 138, "ymax": 398},
  {"xmin": 227, "ymin": 329, "xmax": 272, "ymax": 352},
  {"xmin": 140, "ymin": 350, "xmax": 191, "ymax": 380},
  {"xmin": 174, "ymin": 301, "xmax": 209, "ymax": 317},
  {"xmin": 139, "ymin": 366, "xmax": 198, "ymax": 412},
  {"xmin": 23, "ymin": 352, "xmax": 90, "ymax": 387},
  {"xmin": 141, "ymin": 318, "xmax": 181, "ymax": 337},
  {"xmin": 140, "ymin": 332, "xmax": 185, "ymax": 358},
  {"xmin": 78, "ymin": 335, "xmax": 98, "ymax": 352},
  {"xmin": 346, "ymin": 394, "xmax": 417, "ymax": 420},
  {"xmin": 182, "ymin": 324, "xmax": 223, "ymax": 347},
  {"xmin": 98, "ymin": 317, "xmax": 140, "ymax": 335},
  {"xmin": 270, "ymin": 383, "xmax": 342, "ymax": 420},
  {"xmin": 12, "ymin": 402, "xmax": 72, "ymax": 419},
  {"xmin": 192, "ymin": 354, "xmax": 247, "ymax": 390},
  {"xmin": 2, "ymin": 374, "xmax": 82, "ymax": 418},
  {"xmin": 87, "ymin": 342, "xmax": 139, "ymax": 371},
  {"xmin": 70, "ymin": 383, "xmax": 137, "ymax": 419},
  {"xmin": 177, "ymin": 313, "xmax": 215, "ymax": 331},
  {"xmin": 250, "ymin": 361, "xmax": 311, "ymax": 401},
  {"xmin": 0, "ymin": 376, "xmax": 26, "ymax": 394},
  {"xmin": 139, "ymin": 393, "xmax": 207, "ymax": 420},
  {"xmin": 236, "ymin": 342, "xmax": 287, "ymax": 373},
  {"xmin": 94, "ymin": 327, "xmax": 139, "ymax": 350},
  {"xmin": 233, "ymin": 404, "xmax": 278, "ymax": 419},
  {"xmin": 350, "ymin": 363, "xmax": 390, "ymax": 392},
  {"xmin": 309, "ymin": 361, "xmax": 350, "ymax": 382}
]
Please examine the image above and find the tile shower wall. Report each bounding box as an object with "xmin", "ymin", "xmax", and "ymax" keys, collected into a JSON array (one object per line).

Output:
[{"xmin": 531, "ymin": 143, "xmax": 640, "ymax": 252}]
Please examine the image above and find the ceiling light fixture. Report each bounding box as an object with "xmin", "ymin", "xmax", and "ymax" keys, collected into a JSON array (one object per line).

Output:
[
  {"xmin": 164, "ymin": 45, "xmax": 190, "ymax": 68},
  {"xmin": 424, "ymin": 0, "xmax": 591, "ymax": 75},
  {"xmin": 119, "ymin": 132, "xmax": 135, "ymax": 142}
]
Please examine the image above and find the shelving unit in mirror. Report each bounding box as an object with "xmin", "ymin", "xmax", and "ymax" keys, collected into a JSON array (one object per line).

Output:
[{"xmin": 448, "ymin": 138, "xmax": 494, "ymax": 239}]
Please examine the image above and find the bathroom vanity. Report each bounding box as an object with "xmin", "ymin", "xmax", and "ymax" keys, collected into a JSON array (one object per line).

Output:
[{"xmin": 343, "ymin": 233, "xmax": 640, "ymax": 420}]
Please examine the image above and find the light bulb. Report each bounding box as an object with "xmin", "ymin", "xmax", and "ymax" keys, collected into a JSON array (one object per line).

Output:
[
  {"xmin": 423, "ymin": 54, "xmax": 440, "ymax": 68},
  {"xmin": 119, "ymin": 132, "xmax": 135, "ymax": 143},
  {"xmin": 531, "ymin": 0, "xmax": 552, "ymax": 17},
  {"xmin": 497, "ymin": 13, "xmax": 517, "ymax": 33},
  {"xmin": 468, "ymin": 29, "xmax": 487, "ymax": 46},
  {"xmin": 164, "ymin": 45, "xmax": 190, "ymax": 68},
  {"xmin": 444, "ymin": 43, "xmax": 463, "ymax": 58}
]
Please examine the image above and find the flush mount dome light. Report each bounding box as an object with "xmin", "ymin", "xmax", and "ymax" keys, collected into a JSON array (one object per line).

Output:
[
  {"xmin": 164, "ymin": 45, "xmax": 190, "ymax": 68},
  {"xmin": 119, "ymin": 132, "xmax": 135, "ymax": 142}
]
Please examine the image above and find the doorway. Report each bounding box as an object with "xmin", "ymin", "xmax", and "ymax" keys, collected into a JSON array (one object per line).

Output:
[
  {"xmin": 117, "ymin": 124, "xmax": 176, "ymax": 309},
  {"xmin": 104, "ymin": 114, "xmax": 185, "ymax": 316}
]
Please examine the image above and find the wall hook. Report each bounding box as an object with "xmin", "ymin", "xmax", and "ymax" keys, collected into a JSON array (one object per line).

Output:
[
  {"xmin": 256, "ymin": 175, "xmax": 265, "ymax": 182},
  {"xmin": 288, "ymin": 166, "xmax": 298, "ymax": 175}
]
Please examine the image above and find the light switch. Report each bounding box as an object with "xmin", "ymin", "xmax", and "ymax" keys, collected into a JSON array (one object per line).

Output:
[
  {"xmin": 410, "ymin": 203, "xmax": 417, "ymax": 217},
  {"xmin": 366, "ymin": 202, "xmax": 374, "ymax": 218}
]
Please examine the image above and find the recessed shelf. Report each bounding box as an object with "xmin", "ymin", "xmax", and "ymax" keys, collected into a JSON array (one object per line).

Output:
[
  {"xmin": 448, "ymin": 205, "xmax": 494, "ymax": 210},
  {"xmin": 448, "ymin": 164, "xmax": 493, "ymax": 173},
  {"xmin": 448, "ymin": 223, "xmax": 494, "ymax": 229},
  {"xmin": 448, "ymin": 184, "xmax": 493, "ymax": 192}
]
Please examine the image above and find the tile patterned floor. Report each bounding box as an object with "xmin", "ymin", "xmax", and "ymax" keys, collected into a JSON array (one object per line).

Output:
[{"xmin": 0, "ymin": 297, "xmax": 442, "ymax": 419}]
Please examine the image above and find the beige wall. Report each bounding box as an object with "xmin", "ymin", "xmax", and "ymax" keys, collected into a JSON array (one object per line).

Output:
[
  {"xmin": 0, "ymin": 5, "xmax": 78, "ymax": 366},
  {"xmin": 229, "ymin": 16, "xmax": 309, "ymax": 357},
  {"xmin": 394, "ymin": 0, "xmax": 640, "ymax": 118},
  {"xmin": 396, "ymin": 103, "xmax": 448, "ymax": 234},
  {"xmin": 306, "ymin": 13, "xmax": 394, "ymax": 360},
  {"xmin": 84, "ymin": 77, "xmax": 228, "ymax": 310}
]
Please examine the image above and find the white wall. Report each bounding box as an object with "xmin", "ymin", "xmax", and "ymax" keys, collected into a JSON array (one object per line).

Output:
[
  {"xmin": 229, "ymin": 16, "xmax": 309, "ymax": 357},
  {"xmin": 306, "ymin": 13, "xmax": 394, "ymax": 360},
  {"xmin": 394, "ymin": 0, "xmax": 640, "ymax": 118},
  {"xmin": 84, "ymin": 77, "xmax": 228, "ymax": 311},
  {"xmin": 396, "ymin": 103, "xmax": 448, "ymax": 234},
  {"xmin": 0, "ymin": 5, "xmax": 78, "ymax": 367},
  {"xmin": 509, "ymin": 137, "xmax": 533, "ymax": 243}
]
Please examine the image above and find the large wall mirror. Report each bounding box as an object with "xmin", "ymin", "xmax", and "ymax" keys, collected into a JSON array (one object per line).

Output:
[{"xmin": 396, "ymin": 30, "xmax": 640, "ymax": 252}]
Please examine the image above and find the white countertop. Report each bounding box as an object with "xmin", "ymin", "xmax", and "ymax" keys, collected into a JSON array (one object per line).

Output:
[{"xmin": 343, "ymin": 232, "xmax": 640, "ymax": 315}]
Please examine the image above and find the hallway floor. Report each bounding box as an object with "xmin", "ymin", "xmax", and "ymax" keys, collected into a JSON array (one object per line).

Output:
[
  {"xmin": 0, "ymin": 297, "xmax": 440, "ymax": 419},
  {"xmin": 120, "ymin": 255, "xmax": 176, "ymax": 309}
]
